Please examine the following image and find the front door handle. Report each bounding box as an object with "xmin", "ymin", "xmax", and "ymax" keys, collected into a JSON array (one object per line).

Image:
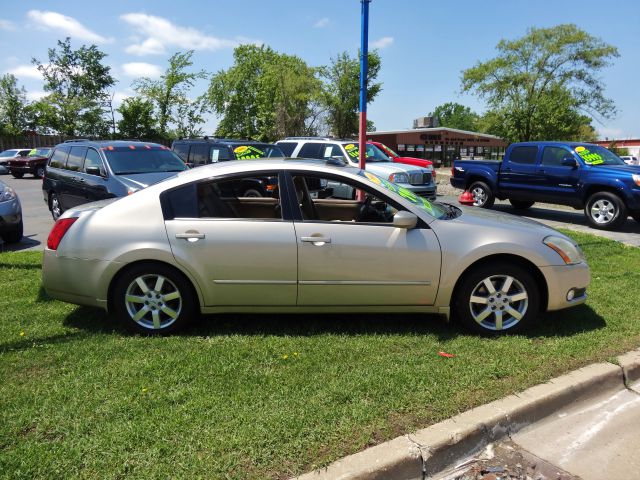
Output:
[
  {"xmin": 301, "ymin": 236, "xmax": 331, "ymax": 245},
  {"xmin": 175, "ymin": 232, "xmax": 205, "ymax": 241}
]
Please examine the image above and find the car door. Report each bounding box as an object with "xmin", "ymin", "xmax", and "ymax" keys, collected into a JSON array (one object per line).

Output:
[
  {"xmin": 60, "ymin": 146, "xmax": 88, "ymax": 208},
  {"xmin": 536, "ymin": 146, "xmax": 581, "ymax": 205},
  {"xmin": 163, "ymin": 170, "xmax": 298, "ymax": 306},
  {"xmin": 288, "ymin": 171, "xmax": 441, "ymax": 306},
  {"xmin": 80, "ymin": 147, "xmax": 111, "ymax": 202},
  {"xmin": 499, "ymin": 145, "xmax": 546, "ymax": 201}
]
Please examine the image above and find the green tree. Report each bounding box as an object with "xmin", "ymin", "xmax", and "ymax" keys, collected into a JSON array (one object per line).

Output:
[
  {"xmin": 134, "ymin": 51, "xmax": 207, "ymax": 138},
  {"xmin": 0, "ymin": 74, "xmax": 29, "ymax": 135},
  {"xmin": 208, "ymin": 45, "xmax": 322, "ymax": 141},
  {"xmin": 462, "ymin": 24, "xmax": 619, "ymax": 142},
  {"xmin": 320, "ymin": 51, "xmax": 382, "ymax": 138},
  {"xmin": 117, "ymin": 97, "xmax": 158, "ymax": 139},
  {"xmin": 430, "ymin": 102, "xmax": 479, "ymax": 131},
  {"xmin": 32, "ymin": 38, "xmax": 115, "ymax": 136},
  {"xmin": 174, "ymin": 95, "xmax": 208, "ymax": 138}
]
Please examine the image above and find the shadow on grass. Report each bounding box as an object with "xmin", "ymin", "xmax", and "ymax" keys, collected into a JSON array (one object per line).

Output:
[{"xmin": 62, "ymin": 303, "xmax": 604, "ymax": 341}]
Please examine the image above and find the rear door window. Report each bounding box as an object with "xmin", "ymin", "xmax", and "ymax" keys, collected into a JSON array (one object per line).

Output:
[
  {"xmin": 66, "ymin": 147, "xmax": 87, "ymax": 171},
  {"xmin": 509, "ymin": 146, "xmax": 538, "ymax": 164},
  {"xmin": 49, "ymin": 147, "xmax": 70, "ymax": 168},
  {"xmin": 188, "ymin": 145, "xmax": 209, "ymax": 166}
]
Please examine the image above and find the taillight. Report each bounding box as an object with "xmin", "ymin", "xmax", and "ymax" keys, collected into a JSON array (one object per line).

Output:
[
  {"xmin": 432, "ymin": 170, "xmax": 437, "ymax": 179},
  {"xmin": 451, "ymin": 166, "xmax": 455, "ymax": 176},
  {"xmin": 47, "ymin": 218, "xmax": 78, "ymax": 250}
]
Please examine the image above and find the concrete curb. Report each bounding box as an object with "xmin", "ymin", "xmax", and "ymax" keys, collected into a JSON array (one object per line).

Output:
[{"xmin": 294, "ymin": 349, "xmax": 640, "ymax": 480}]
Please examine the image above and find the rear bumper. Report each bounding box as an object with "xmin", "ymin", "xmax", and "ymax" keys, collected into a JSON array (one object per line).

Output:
[{"xmin": 540, "ymin": 262, "xmax": 590, "ymax": 311}]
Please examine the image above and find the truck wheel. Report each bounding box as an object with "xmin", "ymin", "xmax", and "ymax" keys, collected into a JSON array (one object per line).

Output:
[
  {"xmin": 509, "ymin": 199, "xmax": 535, "ymax": 210},
  {"xmin": 1, "ymin": 221, "xmax": 23, "ymax": 244},
  {"xmin": 632, "ymin": 213, "xmax": 640, "ymax": 224},
  {"xmin": 35, "ymin": 166, "xmax": 45, "ymax": 178},
  {"xmin": 11, "ymin": 172, "xmax": 24, "ymax": 179},
  {"xmin": 452, "ymin": 262, "xmax": 539, "ymax": 335},
  {"xmin": 585, "ymin": 192, "xmax": 627, "ymax": 230},
  {"xmin": 469, "ymin": 181, "xmax": 495, "ymax": 208}
]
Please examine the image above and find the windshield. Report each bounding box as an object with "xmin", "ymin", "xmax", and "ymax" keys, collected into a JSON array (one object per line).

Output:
[
  {"xmin": 575, "ymin": 145, "xmax": 625, "ymax": 166},
  {"xmin": 343, "ymin": 143, "xmax": 392, "ymax": 163},
  {"xmin": 104, "ymin": 147, "xmax": 188, "ymax": 175},
  {"xmin": 358, "ymin": 170, "xmax": 447, "ymax": 219},
  {"xmin": 380, "ymin": 143, "xmax": 399, "ymax": 157},
  {"xmin": 232, "ymin": 144, "xmax": 285, "ymax": 159},
  {"xmin": 28, "ymin": 148, "xmax": 50, "ymax": 157}
]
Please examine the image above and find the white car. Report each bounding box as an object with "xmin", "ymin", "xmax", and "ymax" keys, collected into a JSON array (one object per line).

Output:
[
  {"xmin": 620, "ymin": 155, "xmax": 639, "ymax": 166},
  {"xmin": 276, "ymin": 137, "xmax": 437, "ymax": 200}
]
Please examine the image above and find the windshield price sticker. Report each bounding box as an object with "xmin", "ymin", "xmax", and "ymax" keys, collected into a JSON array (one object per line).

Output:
[
  {"xmin": 234, "ymin": 145, "xmax": 265, "ymax": 159},
  {"xmin": 361, "ymin": 171, "xmax": 434, "ymax": 215},
  {"xmin": 345, "ymin": 144, "xmax": 360, "ymax": 159},
  {"xmin": 575, "ymin": 146, "xmax": 604, "ymax": 165}
]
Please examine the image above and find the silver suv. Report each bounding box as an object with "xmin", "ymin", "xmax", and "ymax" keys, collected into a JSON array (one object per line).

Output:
[{"xmin": 276, "ymin": 137, "xmax": 436, "ymax": 199}]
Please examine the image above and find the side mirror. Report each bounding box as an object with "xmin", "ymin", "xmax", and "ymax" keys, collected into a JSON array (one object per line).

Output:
[
  {"xmin": 561, "ymin": 156, "xmax": 578, "ymax": 168},
  {"xmin": 85, "ymin": 166, "xmax": 104, "ymax": 177},
  {"xmin": 393, "ymin": 210, "xmax": 418, "ymax": 229}
]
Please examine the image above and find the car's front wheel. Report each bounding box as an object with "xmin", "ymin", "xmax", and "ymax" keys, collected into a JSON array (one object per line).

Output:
[
  {"xmin": 453, "ymin": 263, "xmax": 540, "ymax": 335},
  {"xmin": 112, "ymin": 263, "xmax": 197, "ymax": 335},
  {"xmin": 1, "ymin": 221, "xmax": 23, "ymax": 244},
  {"xmin": 469, "ymin": 181, "xmax": 495, "ymax": 208},
  {"xmin": 35, "ymin": 166, "xmax": 45, "ymax": 178},
  {"xmin": 11, "ymin": 172, "xmax": 23, "ymax": 179},
  {"xmin": 50, "ymin": 192, "xmax": 63, "ymax": 220},
  {"xmin": 585, "ymin": 191, "xmax": 627, "ymax": 230},
  {"xmin": 509, "ymin": 199, "xmax": 535, "ymax": 210}
]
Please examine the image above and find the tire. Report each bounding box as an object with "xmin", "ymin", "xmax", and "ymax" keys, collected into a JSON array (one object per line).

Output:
[
  {"xmin": 1, "ymin": 221, "xmax": 23, "ymax": 244},
  {"xmin": 469, "ymin": 181, "xmax": 495, "ymax": 208},
  {"xmin": 50, "ymin": 192, "xmax": 63, "ymax": 221},
  {"xmin": 509, "ymin": 199, "xmax": 535, "ymax": 210},
  {"xmin": 111, "ymin": 263, "xmax": 197, "ymax": 335},
  {"xmin": 632, "ymin": 213, "xmax": 640, "ymax": 224},
  {"xmin": 584, "ymin": 191, "xmax": 627, "ymax": 230},
  {"xmin": 35, "ymin": 166, "xmax": 45, "ymax": 179},
  {"xmin": 11, "ymin": 172, "xmax": 24, "ymax": 179},
  {"xmin": 452, "ymin": 262, "xmax": 540, "ymax": 335},
  {"xmin": 242, "ymin": 188, "xmax": 263, "ymax": 197}
]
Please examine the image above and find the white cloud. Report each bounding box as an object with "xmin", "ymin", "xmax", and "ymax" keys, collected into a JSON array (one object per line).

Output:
[
  {"xmin": 27, "ymin": 10, "xmax": 111, "ymax": 43},
  {"xmin": 314, "ymin": 17, "xmax": 330, "ymax": 28},
  {"xmin": 597, "ymin": 127, "xmax": 625, "ymax": 140},
  {"xmin": 7, "ymin": 64, "xmax": 42, "ymax": 80},
  {"xmin": 120, "ymin": 13, "xmax": 243, "ymax": 55},
  {"xmin": 121, "ymin": 62, "xmax": 162, "ymax": 79},
  {"xmin": 371, "ymin": 36, "xmax": 394, "ymax": 49},
  {"xmin": 26, "ymin": 90, "xmax": 47, "ymax": 102},
  {"xmin": 0, "ymin": 19, "xmax": 16, "ymax": 31},
  {"xmin": 112, "ymin": 91, "xmax": 132, "ymax": 107}
]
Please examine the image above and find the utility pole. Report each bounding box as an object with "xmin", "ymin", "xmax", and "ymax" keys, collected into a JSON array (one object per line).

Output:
[{"xmin": 358, "ymin": 0, "xmax": 371, "ymax": 170}]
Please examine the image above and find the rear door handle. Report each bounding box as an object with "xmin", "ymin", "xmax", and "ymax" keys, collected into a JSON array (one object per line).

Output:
[
  {"xmin": 175, "ymin": 232, "xmax": 205, "ymax": 240},
  {"xmin": 301, "ymin": 236, "xmax": 331, "ymax": 245}
]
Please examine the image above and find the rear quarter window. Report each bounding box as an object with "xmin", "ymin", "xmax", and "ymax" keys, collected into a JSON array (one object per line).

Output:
[
  {"xmin": 49, "ymin": 147, "xmax": 70, "ymax": 168},
  {"xmin": 509, "ymin": 146, "xmax": 538, "ymax": 164},
  {"xmin": 277, "ymin": 142, "xmax": 297, "ymax": 156}
]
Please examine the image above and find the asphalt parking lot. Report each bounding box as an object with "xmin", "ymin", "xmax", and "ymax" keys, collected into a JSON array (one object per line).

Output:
[{"xmin": 2, "ymin": 172, "xmax": 640, "ymax": 252}]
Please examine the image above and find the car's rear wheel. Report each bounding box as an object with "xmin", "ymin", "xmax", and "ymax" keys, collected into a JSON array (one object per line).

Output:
[
  {"xmin": 509, "ymin": 199, "xmax": 535, "ymax": 210},
  {"xmin": 35, "ymin": 166, "xmax": 45, "ymax": 178},
  {"xmin": 453, "ymin": 263, "xmax": 540, "ymax": 335},
  {"xmin": 11, "ymin": 172, "xmax": 23, "ymax": 179},
  {"xmin": 585, "ymin": 191, "xmax": 627, "ymax": 230},
  {"xmin": 112, "ymin": 263, "xmax": 197, "ymax": 335},
  {"xmin": 50, "ymin": 192, "xmax": 63, "ymax": 220},
  {"xmin": 1, "ymin": 221, "xmax": 23, "ymax": 244},
  {"xmin": 469, "ymin": 181, "xmax": 495, "ymax": 208}
]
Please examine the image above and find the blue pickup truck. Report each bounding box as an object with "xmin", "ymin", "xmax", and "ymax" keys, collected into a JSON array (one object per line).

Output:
[{"xmin": 450, "ymin": 141, "xmax": 640, "ymax": 230}]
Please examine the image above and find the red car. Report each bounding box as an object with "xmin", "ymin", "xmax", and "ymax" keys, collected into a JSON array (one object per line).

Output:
[
  {"xmin": 369, "ymin": 141, "xmax": 436, "ymax": 179},
  {"xmin": 8, "ymin": 147, "xmax": 51, "ymax": 178}
]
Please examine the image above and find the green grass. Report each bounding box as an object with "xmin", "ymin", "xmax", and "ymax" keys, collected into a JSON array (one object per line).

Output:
[{"xmin": 1, "ymin": 230, "xmax": 639, "ymax": 479}]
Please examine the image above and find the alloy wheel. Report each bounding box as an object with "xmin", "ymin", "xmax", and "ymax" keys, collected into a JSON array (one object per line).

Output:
[
  {"xmin": 590, "ymin": 199, "xmax": 616, "ymax": 225},
  {"xmin": 468, "ymin": 274, "xmax": 528, "ymax": 331},
  {"xmin": 124, "ymin": 274, "xmax": 182, "ymax": 330}
]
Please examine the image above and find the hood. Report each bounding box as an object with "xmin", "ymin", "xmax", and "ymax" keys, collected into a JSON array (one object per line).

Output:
[
  {"xmin": 586, "ymin": 164, "xmax": 640, "ymax": 176},
  {"xmin": 451, "ymin": 204, "xmax": 562, "ymax": 236},
  {"xmin": 116, "ymin": 171, "xmax": 179, "ymax": 190},
  {"xmin": 364, "ymin": 162, "xmax": 428, "ymax": 176},
  {"xmin": 396, "ymin": 156, "xmax": 432, "ymax": 165}
]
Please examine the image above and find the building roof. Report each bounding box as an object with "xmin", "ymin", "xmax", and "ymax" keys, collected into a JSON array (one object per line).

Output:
[{"xmin": 366, "ymin": 127, "xmax": 503, "ymax": 140}]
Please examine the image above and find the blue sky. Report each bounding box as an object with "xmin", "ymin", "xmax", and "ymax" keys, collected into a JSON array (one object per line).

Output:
[{"xmin": 1, "ymin": 0, "xmax": 638, "ymax": 139}]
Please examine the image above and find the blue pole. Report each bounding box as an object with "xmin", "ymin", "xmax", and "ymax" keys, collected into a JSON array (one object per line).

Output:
[{"xmin": 358, "ymin": 0, "xmax": 370, "ymax": 170}]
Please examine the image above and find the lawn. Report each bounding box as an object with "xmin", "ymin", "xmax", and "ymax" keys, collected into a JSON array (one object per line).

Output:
[{"xmin": 1, "ymin": 230, "xmax": 639, "ymax": 479}]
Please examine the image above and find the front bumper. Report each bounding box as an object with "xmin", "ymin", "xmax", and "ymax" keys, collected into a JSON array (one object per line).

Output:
[
  {"xmin": 0, "ymin": 198, "xmax": 22, "ymax": 231},
  {"xmin": 540, "ymin": 262, "xmax": 590, "ymax": 311},
  {"xmin": 8, "ymin": 163, "xmax": 34, "ymax": 173}
]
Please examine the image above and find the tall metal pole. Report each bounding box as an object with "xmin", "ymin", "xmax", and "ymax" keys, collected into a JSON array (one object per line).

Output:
[{"xmin": 358, "ymin": 0, "xmax": 371, "ymax": 170}]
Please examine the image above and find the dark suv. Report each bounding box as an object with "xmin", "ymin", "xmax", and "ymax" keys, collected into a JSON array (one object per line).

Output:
[
  {"xmin": 172, "ymin": 138, "xmax": 285, "ymax": 167},
  {"xmin": 43, "ymin": 140, "xmax": 188, "ymax": 220}
]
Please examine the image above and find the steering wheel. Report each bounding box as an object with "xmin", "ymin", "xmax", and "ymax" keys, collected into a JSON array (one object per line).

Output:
[{"xmin": 355, "ymin": 195, "xmax": 372, "ymax": 222}]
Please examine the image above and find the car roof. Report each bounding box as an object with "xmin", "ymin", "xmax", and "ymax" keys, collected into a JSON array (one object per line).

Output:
[
  {"xmin": 55, "ymin": 140, "xmax": 165, "ymax": 148},
  {"xmin": 172, "ymin": 138, "xmax": 279, "ymax": 146},
  {"xmin": 511, "ymin": 141, "xmax": 604, "ymax": 148}
]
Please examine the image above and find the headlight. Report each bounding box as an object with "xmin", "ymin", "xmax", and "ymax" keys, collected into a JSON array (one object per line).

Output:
[
  {"xmin": 543, "ymin": 235, "xmax": 585, "ymax": 265},
  {"xmin": 0, "ymin": 186, "xmax": 17, "ymax": 202},
  {"xmin": 389, "ymin": 172, "xmax": 409, "ymax": 184},
  {"xmin": 632, "ymin": 174, "xmax": 640, "ymax": 187}
]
